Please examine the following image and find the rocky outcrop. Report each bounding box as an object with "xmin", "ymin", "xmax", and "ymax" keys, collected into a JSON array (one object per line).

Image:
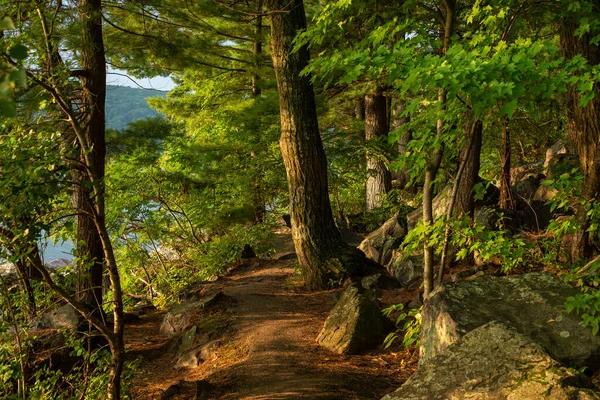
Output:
[
  {"xmin": 33, "ymin": 304, "xmax": 83, "ymax": 330},
  {"xmin": 358, "ymin": 214, "xmax": 407, "ymax": 266},
  {"xmin": 386, "ymin": 253, "xmax": 423, "ymax": 289},
  {"xmin": 382, "ymin": 321, "xmax": 599, "ymax": 400},
  {"xmin": 407, "ymin": 187, "xmax": 452, "ymax": 230},
  {"xmin": 160, "ymin": 292, "xmax": 225, "ymax": 336},
  {"xmin": 420, "ymin": 272, "xmax": 600, "ymax": 372},
  {"xmin": 317, "ymin": 283, "xmax": 389, "ymax": 354}
]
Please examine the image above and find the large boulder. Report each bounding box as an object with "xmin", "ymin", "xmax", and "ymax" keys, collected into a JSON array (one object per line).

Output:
[
  {"xmin": 33, "ymin": 304, "xmax": 83, "ymax": 330},
  {"xmin": 420, "ymin": 272, "xmax": 600, "ymax": 372},
  {"xmin": 386, "ymin": 253, "xmax": 423, "ymax": 289},
  {"xmin": 382, "ymin": 321, "xmax": 599, "ymax": 400},
  {"xmin": 407, "ymin": 187, "xmax": 452, "ymax": 230},
  {"xmin": 358, "ymin": 214, "xmax": 407, "ymax": 266},
  {"xmin": 317, "ymin": 283, "xmax": 389, "ymax": 354},
  {"xmin": 160, "ymin": 292, "xmax": 225, "ymax": 336}
]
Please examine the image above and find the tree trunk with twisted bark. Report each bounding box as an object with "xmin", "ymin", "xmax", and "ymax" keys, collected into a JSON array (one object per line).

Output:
[{"xmin": 267, "ymin": 0, "xmax": 370, "ymax": 290}]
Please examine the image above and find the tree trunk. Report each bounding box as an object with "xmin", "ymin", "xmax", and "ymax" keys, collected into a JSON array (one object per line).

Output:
[
  {"xmin": 423, "ymin": 0, "xmax": 455, "ymax": 299},
  {"xmin": 499, "ymin": 118, "xmax": 514, "ymax": 209},
  {"xmin": 355, "ymin": 97, "xmax": 366, "ymax": 120},
  {"xmin": 392, "ymin": 100, "xmax": 412, "ymax": 190},
  {"xmin": 76, "ymin": 0, "xmax": 106, "ymax": 312},
  {"xmin": 79, "ymin": 1, "xmax": 124, "ymax": 398},
  {"xmin": 267, "ymin": 0, "xmax": 367, "ymax": 290},
  {"xmin": 365, "ymin": 87, "xmax": 392, "ymax": 211},
  {"xmin": 454, "ymin": 119, "xmax": 483, "ymax": 218},
  {"xmin": 560, "ymin": 14, "xmax": 600, "ymax": 262}
]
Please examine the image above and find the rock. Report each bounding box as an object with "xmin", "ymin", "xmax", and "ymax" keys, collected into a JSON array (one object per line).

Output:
[
  {"xmin": 33, "ymin": 304, "xmax": 84, "ymax": 330},
  {"xmin": 545, "ymin": 140, "xmax": 569, "ymax": 168},
  {"xmin": 382, "ymin": 321, "xmax": 600, "ymax": 400},
  {"xmin": 360, "ymin": 273, "xmax": 400, "ymax": 291},
  {"xmin": 131, "ymin": 300, "xmax": 156, "ymax": 316},
  {"xmin": 317, "ymin": 283, "xmax": 389, "ymax": 354},
  {"xmin": 358, "ymin": 214, "xmax": 407, "ymax": 265},
  {"xmin": 281, "ymin": 214, "xmax": 292, "ymax": 228},
  {"xmin": 407, "ymin": 187, "xmax": 452, "ymax": 230},
  {"xmin": 420, "ymin": 272, "xmax": 600, "ymax": 372},
  {"xmin": 240, "ymin": 244, "xmax": 256, "ymax": 259},
  {"xmin": 474, "ymin": 203, "xmax": 553, "ymax": 233},
  {"xmin": 513, "ymin": 174, "xmax": 543, "ymax": 201},
  {"xmin": 44, "ymin": 258, "xmax": 73, "ymax": 271},
  {"xmin": 387, "ymin": 253, "xmax": 423, "ymax": 288},
  {"xmin": 534, "ymin": 183, "xmax": 558, "ymax": 202},
  {"xmin": 511, "ymin": 161, "xmax": 544, "ymax": 186},
  {"xmin": 0, "ymin": 261, "xmax": 16, "ymax": 277},
  {"xmin": 173, "ymin": 325, "xmax": 219, "ymax": 369},
  {"xmin": 278, "ymin": 252, "xmax": 297, "ymax": 261},
  {"xmin": 160, "ymin": 292, "xmax": 225, "ymax": 336}
]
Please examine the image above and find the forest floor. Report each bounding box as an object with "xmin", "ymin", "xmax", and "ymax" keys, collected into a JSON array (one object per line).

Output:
[{"xmin": 123, "ymin": 227, "xmax": 418, "ymax": 399}]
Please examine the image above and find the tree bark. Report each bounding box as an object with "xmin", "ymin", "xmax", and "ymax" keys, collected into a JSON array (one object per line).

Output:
[
  {"xmin": 423, "ymin": 0, "xmax": 455, "ymax": 299},
  {"xmin": 560, "ymin": 13, "xmax": 600, "ymax": 262},
  {"xmin": 392, "ymin": 100, "xmax": 412, "ymax": 190},
  {"xmin": 267, "ymin": 0, "xmax": 367, "ymax": 289},
  {"xmin": 75, "ymin": 0, "xmax": 106, "ymax": 312},
  {"xmin": 454, "ymin": 118, "xmax": 483, "ymax": 218},
  {"xmin": 79, "ymin": 1, "xmax": 124, "ymax": 398},
  {"xmin": 365, "ymin": 87, "xmax": 392, "ymax": 211},
  {"xmin": 499, "ymin": 118, "xmax": 514, "ymax": 209}
]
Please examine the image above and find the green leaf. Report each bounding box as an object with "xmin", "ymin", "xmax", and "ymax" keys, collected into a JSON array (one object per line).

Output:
[
  {"xmin": 0, "ymin": 17, "xmax": 14, "ymax": 30},
  {"xmin": 8, "ymin": 44, "xmax": 28, "ymax": 61},
  {"xmin": 0, "ymin": 98, "xmax": 16, "ymax": 117}
]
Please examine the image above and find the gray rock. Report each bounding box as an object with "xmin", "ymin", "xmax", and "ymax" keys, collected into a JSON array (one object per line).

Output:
[
  {"xmin": 131, "ymin": 300, "xmax": 156, "ymax": 316},
  {"xmin": 513, "ymin": 174, "xmax": 542, "ymax": 201},
  {"xmin": 511, "ymin": 161, "xmax": 544, "ymax": 186},
  {"xmin": 317, "ymin": 283, "xmax": 388, "ymax": 354},
  {"xmin": 544, "ymin": 140, "xmax": 569, "ymax": 168},
  {"xmin": 0, "ymin": 261, "xmax": 16, "ymax": 277},
  {"xmin": 382, "ymin": 321, "xmax": 599, "ymax": 400},
  {"xmin": 160, "ymin": 292, "xmax": 225, "ymax": 336},
  {"xmin": 407, "ymin": 187, "xmax": 453, "ymax": 230},
  {"xmin": 34, "ymin": 304, "xmax": 83, "ymax": 330},
  {"xmin": 360, "ymin": 273, "xmax": 400, "ymax": 291},
  {"xmin": 358, "ymin": 214, "xmax": 407, "ymax": 266},
  {"xmin": 173, "ymin": 325, "xmax": 219, "ymax": 369},
  {"xmin": 420, "ymin": 272, "xmax": 600, "ymax": 372},
  {"xmin": 45, "ymin": 258, "xmax": 73, "ymax": 270},
  {"xmin": 387, "ymin": 253, "xmax": 423, "ymax": 288}
]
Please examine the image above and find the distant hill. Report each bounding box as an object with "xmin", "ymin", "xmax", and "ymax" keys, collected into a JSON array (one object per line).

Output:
[{"xmin": 105, "ymin": 85, "xmax": 167, "ymax": 130}]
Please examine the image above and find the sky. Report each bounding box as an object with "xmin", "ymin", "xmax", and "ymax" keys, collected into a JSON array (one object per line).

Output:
[{"xmin": 106, "ymin": 67, "xmax": 176, "ymax": 91}]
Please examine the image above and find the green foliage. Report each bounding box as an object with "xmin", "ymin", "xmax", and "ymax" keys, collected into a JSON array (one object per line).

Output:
[
  {"xmin": 566, "ymin": 291, "xmax": 600, "ymax": 335},
  {"xmin": 0, "ymin": 17, "xmax": 27, "ymax": 117},
  {"xmin": 382, "ymin": 304, "xmax": 422, "ymax": 349}
]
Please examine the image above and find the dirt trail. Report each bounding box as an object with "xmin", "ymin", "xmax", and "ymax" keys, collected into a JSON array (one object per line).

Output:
[{"xmin": 127, "ymin": 230, "xmax": 416, "ymax": 399}]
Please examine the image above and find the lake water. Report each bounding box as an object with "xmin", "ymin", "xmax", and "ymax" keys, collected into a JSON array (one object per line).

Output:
[{"xmin": 39, "ymin": 239, "xmax": 75, "ymax": 262}]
